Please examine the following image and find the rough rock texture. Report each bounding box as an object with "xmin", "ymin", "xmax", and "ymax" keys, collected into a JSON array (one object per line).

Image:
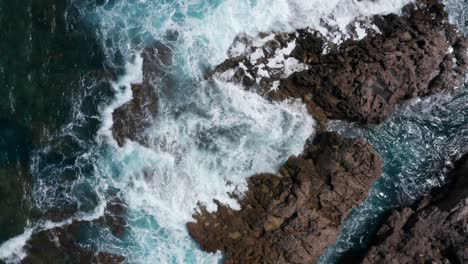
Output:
[
  {"xmin": 111, "ymin": 42, "xmax": 172, "ymax": 146},
  {"xmin": 187, "ymin": 132, "xmax": 382, "ymax": 264},
  {"xmin": 362, "ymin": 154, "xmax": 468, "ymax": 264},
  {"xmin": 210, "ymin": 0, "xmax": 468, "ymax": 125}
]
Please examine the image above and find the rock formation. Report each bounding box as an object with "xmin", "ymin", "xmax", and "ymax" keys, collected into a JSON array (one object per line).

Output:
[
  {"xmin": 362, "ymin": 153, "xmax": 468, "ymax": 264},
  {"xmin": 187, "ymin": 132, "xmax": 382, "ymax": 264},
  {"xmin": 210, "ymin": 0, "xmax": 468, "ymax": 125},
  {"xmin": 111, "ymin": 42, "xmax": 173, "ymax": 146},
  {"xmin": 187, "ymin": 1, "xmax": 468, "ymax": 263}
]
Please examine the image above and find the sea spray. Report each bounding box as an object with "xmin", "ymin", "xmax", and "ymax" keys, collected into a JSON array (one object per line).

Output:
[{"xmin": 0, "ymin": 0, "xmax": 422, "ymax": 262}]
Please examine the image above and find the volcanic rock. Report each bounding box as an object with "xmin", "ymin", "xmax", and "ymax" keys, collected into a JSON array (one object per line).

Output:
[
  {"xmin": 361, "ymin": 153, "xmax": 468, "ymax": 264},
  {"xmin": 187, "ymin": 132, "xmax": 382, "ymax": 264},
  {"xmin": 209, "ymin": 0, "xmax": 468, "ymax": 125}
]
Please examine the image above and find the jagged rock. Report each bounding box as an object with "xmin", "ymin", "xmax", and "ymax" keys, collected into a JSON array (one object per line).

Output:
[
  {"xmin": 95, "ymin": 197, "xmax": 127, "ymax": 238},
  {"xmin": 187, "ymin": 132, "xmax": 382, "ymax": 264},
  {"xmin": 209, "ymin": 0, "xmax": 468, "ymax": 125},
  {"xmin": 362, "ymin": 154, "xmax": 468, "ymax": 264},
  {"xmin": 111, "ymin": 42, "xmax": 172, "ymax": 146}
]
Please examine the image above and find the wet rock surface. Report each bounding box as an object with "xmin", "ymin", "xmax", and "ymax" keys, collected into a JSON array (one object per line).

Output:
[
  {"xmin": 210, "ymin": 0, "xmax": 468, "ymax": 125},
  {"xmin": 111, "ymin": 42, "xmax": 173, "ymax": 146},
  {"xmin": 187, "ymin": 132, "xmax": 382, "ymax": 264},
  {"xmin": 362, "ymin": 153, "xmax": 468, "ymax": 264},
  {"xmin": 188, "ymin": 1, "xmax": 468, "ymax": 263}
]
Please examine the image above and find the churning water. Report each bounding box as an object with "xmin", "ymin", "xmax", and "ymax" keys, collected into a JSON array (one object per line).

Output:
[{"xmin": 0, "ymin": 0, "xmax": 466, "ymax": 263}]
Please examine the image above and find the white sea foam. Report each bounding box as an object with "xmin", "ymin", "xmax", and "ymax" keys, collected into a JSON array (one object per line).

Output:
[
  {"xmin": 444, "ymin": 0, "xmax": 468, "ymax": 35},
  {"xmin": 189, "ymin": 0, "xmax": 413, "ymax": 66},
  {"xmin": 0, "ymin": 229, "xmax": 33, "ymax": 263},
  {"xmin": 0, "ymin": 0, "xmax": 415, "ymax": 262},
  {"xmin": 0, "ymin": 203, "xmax": 106, "ymax": 263},
  {"xmin": 107, "ymin": 79, "xmax": 314, "ymax": 229},
  {"xmin": 92, "ymin": 0, "xmax": 414, "ymax": 66},
  {"xmin": 31, "ymin": 0, "xmax": 415, "ymax": 263},
  {"xmin": 98, "ymin": 54, "xmax": 144, "ymax": 146}
]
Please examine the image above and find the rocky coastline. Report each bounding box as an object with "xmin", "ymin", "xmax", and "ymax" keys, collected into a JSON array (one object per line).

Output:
[
  {"xmin": 362, "ymin": 153, "xmax": 468, "ymax": 264},
  {"xmin": 209, "ymin": 0, "xmax": 467, "ymax": 126},
  {"xmin": 186, "ymin": 0, "xmax": 468, "ymax": 263},
  {"xmin": 188, "ymin": 132, "xmax": 382, "ymax": 263},
  {"xmin": 30, "ymin": 0, "xmax": 464, "ymax": 262},
  {"xmin": 3, "ymin": 0, "xmax": 466, "ymax": 263}
]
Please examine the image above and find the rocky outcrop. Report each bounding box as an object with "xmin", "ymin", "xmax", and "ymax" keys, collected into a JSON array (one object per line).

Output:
[
  {"xmin": 210, "ymin": 0, "xmax": 468, "ymax": 125},
  {"xmin": 187, "ymin": 132, "xmax": 382, "ymax": 264},
  {"xmin": 111, "ymin": 42, "xmax": 172, "ymax": 146},
  {"xmin": 187, "ymin": 1, "xmax": 468, "ymax": 263},
  {"xmin": 362, "ymin": 154, "xmax": 468, "ymax": 264}
]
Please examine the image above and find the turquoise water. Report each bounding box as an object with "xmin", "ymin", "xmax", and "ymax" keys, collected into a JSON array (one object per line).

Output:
[
  {"xmin": 0, "ymin": 0, "xmax": 466, "ymax": 263},
  {"xmin": 321, "ymin": 85, "xmax": 468, "ymax": 263},
  {"xmin": 320, "ymin": 2, "xmax": 468, "ymax": 261},
  {"xmin": 1, "ymin": 0, "xmax": 316, "ymax": 262}
]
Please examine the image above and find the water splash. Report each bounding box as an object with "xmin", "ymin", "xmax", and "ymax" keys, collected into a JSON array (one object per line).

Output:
[{"xmin": 0, "ymin": 0, "xmax": 421, "ymax": 263}]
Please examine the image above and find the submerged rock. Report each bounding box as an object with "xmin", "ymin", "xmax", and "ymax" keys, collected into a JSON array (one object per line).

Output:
[
  {"xmin": 22, "ymin": 220, "xmax": 125, "ymax": 264},
  {"xmin": 96, "ymin": 197, "xmax": 127, "ymax": 238},
  {"xmin": 111, "ymin": 42, "xmax": 172, "ymax": 146},
  {"xmin": 187, "ymin": 132, "xmax": 382, "ymax": 264},
  {"xmin": 362, "ymin": 153, "xmax": 468, "ymax": 264},
  {"xmin": 20, "ymin": 196, "xmax": 127, "ymax": 262},
  {"xmin": 210, "ymin": 0, "xmax": 468, "ymax": 125}
]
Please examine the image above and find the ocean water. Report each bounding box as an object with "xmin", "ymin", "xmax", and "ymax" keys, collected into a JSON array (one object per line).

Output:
[
  {"xmin": 319, "ymin": 1, "xmax": 468, "ymax": 262},
  {"xmin": 0, "ymin": 0, "xmax": 466, "ymax": 263}
]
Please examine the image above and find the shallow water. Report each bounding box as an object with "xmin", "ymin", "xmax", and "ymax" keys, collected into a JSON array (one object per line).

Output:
[{"xmin": 0, "ymin": 0, "xmax": 466, "ymax": 263}]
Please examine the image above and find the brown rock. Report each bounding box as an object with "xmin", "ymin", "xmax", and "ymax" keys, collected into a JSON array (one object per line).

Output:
[
  {"xmin": 279, "ymin": 0, "xmax": 467, "ymax": 124},
  {"xmin": 111, "ymin": 42, "xmax": 173, "ymax": 146},
  {"xmin": 362, "ymin": 154, "xmax": 468, "ymax": 264},
  {"xmin": 187, "ymin": 132, "xmax": 382, "ymax": 264},
  {"xmin": 209, "ymin": 0, "xmax": 468, "ymax": 125}
]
